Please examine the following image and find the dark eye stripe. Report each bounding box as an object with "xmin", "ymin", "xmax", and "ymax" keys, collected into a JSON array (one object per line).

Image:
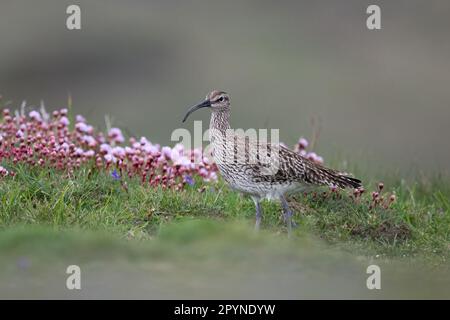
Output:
[{"xmin": 213, "ymin": 96, "xmax": 227, "ymax": 103}]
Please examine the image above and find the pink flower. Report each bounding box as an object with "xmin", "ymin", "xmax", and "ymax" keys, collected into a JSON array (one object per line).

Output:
[
  {"xmin": 298, "ymin": 137, "xmax": 309, "ymax": 149},
  {"xmin": 112, "ymin": 146, "xmax": 126, "ymax": 159},
  {"xmin": 60, "ymin": 142, "xmax": 70, "ymax": 152},
  {"xmin": 173, "ymin": 144, "xmax": 184, "ymax": 153},
  {"xmin": 204, "ymin": 172, "xmax": 218, "ymax": 182},
  {"xmin": 84, "ymin": 150, "xmax": 95, "ymax": 158},
  {"xmin": 75, "ymin": 115, "xmax": 86, "ymax": 123},
  {"xmin": 125, "ymin": 147, "xmax": 135, "ymax": 155},
  {"xmin": 0, "ymin": 166, "xmax": 9, "ymax": 177},
  {"xmin": 306, "ymin": 152, "xmax": 317, "ymax": 161},
  {"xmin": 29, "ymin": 110, "xmax": 42, "ymax": 122},
  {"xmin": 16, "ymin": 130, "xmax": 24, "ymax": 139},
  {"xmin": 174, "ymin": 156, "xmax": 191, "ymax": 167},
  {"xmin": 161, "ymin": 146, "xmax": 172, "ymax": 159},
  {"xmin": 59, "ymin": 116, "xmax": 70, "ymax": 126},
  {"xmin": 143, "ymin": 144, "xmax": 159, "ymax": 155},
  {"xmin": 100, "ymin": 143, "xmax": 112, "ymax": 154},
  {"xmin": 209, "ymin": 172, "xmax": 218, "ymax": 180},
  {"xmin": 75, "ymin": 122, "xmax": 92, "ymax": 133},
  {"xmin": 82, "ymin": 135, "xmax": 97, "ymax": 147},
  {"xmin": 108, "ymin": 128, "xmax": 125, "ymax": 143},
  {"xmin": 104, "ymin": 153, "xmax": 117, "ymax": 164},
  {"xmin": 74, "ymin": 148, "xmax": 84, "ymax": 156},
  {"xmin": 140, "ymin": 136, "xmax": 150, "ymax": 145}
]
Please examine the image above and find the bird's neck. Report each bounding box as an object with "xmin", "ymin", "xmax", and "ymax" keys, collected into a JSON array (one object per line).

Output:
[
  {"xmin": 210, "ymin": 110, "xmax": 231, "ymax": 133},
  {"xmin": 209, "ymin": 110, "xmax": 232, "ymax": 162}
]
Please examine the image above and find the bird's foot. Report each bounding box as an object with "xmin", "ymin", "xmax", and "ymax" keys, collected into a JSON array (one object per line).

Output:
[
  {"xmin": 253, "ymin": 199, "xmax": 262, "ymax": 232},
  {"xmin": 254, "ymin": 218, "xmax": 261, "ymax": 232},
  {"xmin": 280, "ymin": 196, "xmax": 296, "ymax": 236},
  {"xmin": 282, "ymin": 214, "xmax": 298, "ymax": 227}
]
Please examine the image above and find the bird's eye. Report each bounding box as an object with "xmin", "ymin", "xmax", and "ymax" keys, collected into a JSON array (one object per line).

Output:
[{"xmin": 218, "ymin": 97, "xmax": 224, "ymax": 102}]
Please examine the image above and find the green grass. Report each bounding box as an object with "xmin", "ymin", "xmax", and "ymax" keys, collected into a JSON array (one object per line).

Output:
[{"xmin": 0, "ymin": 162, "xmax": 449, "ymax": 264}]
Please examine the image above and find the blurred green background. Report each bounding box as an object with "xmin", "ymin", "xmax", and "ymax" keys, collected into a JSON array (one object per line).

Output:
[{"xmin": 1, "ymin": 0, "xmax": 449, "ymax": 174}]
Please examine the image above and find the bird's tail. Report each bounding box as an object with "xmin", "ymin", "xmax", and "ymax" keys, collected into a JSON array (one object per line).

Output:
[
  {"xmin": 315, "ymin": 166, "xmax": 362, "ymax": 189},
  {"xmin": 332, "ymin": 173, "xmax": 362, "ymax": 189}
]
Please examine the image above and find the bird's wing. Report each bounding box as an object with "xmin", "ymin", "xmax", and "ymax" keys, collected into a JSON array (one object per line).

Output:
[
  {"xmin": 277, "ymin": 145, "xmax": 362, "ymax": 188},
  {"xmin": 225, "ymin": 134, "xmax": 361, "ymax": 188},
  {"xmin": 248, "ymin": 139, "xmax": 361, "ymax": 188}
]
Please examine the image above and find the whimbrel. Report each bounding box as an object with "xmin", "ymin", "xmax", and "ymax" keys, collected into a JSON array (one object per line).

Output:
[{"xmin": 182, "ymin": 90, "xmax": 362, "ymax": 235}]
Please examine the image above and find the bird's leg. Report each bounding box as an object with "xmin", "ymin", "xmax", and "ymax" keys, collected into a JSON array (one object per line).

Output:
[
  {"xmin": 252, "ymin": 197, "xmax": 262, "ymax": 231},
  {"xmin": 280, "ymin": 196, "xmax": 293, "ymax": 236}
]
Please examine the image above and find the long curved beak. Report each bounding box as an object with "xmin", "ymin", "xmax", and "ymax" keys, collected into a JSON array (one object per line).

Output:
[{"xmin": 182, "ymin": 99, "xmax": 211, "ymax": 123}]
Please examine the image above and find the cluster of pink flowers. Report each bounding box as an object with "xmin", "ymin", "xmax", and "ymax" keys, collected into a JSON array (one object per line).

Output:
[
  {"xmin": 307, "ymin": 182, "xmax": 396, "ymax": 210},
  {"xmin": 293, "ymin": 137, "xmax": 324, "ymax": 164},
  {"xmin": 368, "ymin": 183, "xmax": 396, "ymax": 210},
  {"xmin": 1, "ymin": 106, "xmax": 326, "ymax": 190},
  {"xmin": 350, "ymin": 182, "xmax": 396, "ymax": 210},
  {"xmin": 0, "ymin": 107, "xmax": 217, "ymax": 190}
]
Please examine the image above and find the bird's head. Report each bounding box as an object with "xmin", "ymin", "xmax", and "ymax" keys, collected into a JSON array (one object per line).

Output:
[{"xmin": 182, "ymin": 90, "xmax": 230, "ymax": 123}]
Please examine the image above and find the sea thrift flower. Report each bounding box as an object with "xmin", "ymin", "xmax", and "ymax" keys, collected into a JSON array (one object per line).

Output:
[
  {"xmin": 298, "ymin": 137, "xmax": 308, "ymax": 149},
  {"xmin": 174, "ymin": 156, "xmax": 192, "ymax": 167},
  {"xmin": 82, "ymin": 135, "xmax": 97, "ymax": 147},
  {"xmin": 29, "ymin": 110, "xmax": 42, "ymax": 122},
  {"xmin": 104, "ymin": 153, "xmax": 116, "ymax": 164},
  {"xmin": 306, "ymin": 152, "xmax": 318, "ymax": 162},
  {"xmin": 143, "ymin": 144, "xmax": 159, "ymax": 155},
  {"xmin": 0, "ymin": 166, "xmax": 9, "ymax": 177},
  {"xmin": 16, "ymin": 130, "xmax": 24, "ymax": 139},
  {"xmin": 140, "ymin": 136, "xmax": 150, "ymax": 145},
  {"xmin": 75, "ymin": 115, "xmax": 86, "ymax": 123},
  {"xmin": 112, "ymin": 146, "xmax": 126, "ymax": 159},
  {"xmin": 74, "ymin": 148, "xmax": 84, "ymax": 157},
  {"xmin": 59, "ymin": 116, "xmax": 70, "ymax": 126},
  {"xmin": 75, "ymin": 122, "xmax": 91, "ymax": 133},
  {"xmin": 125, "ymin": 146, "xmax": 135, "ymax": 155},
  {"xmin": 100, "ymin": 143, "xmax": 112, "ymax": 154},
  {"xmin": 84, "ymin": 150, "xmax": 95, "ymax": 158},
  {"xmin": 161, "ymin": 146, "xmax": 172, "ymax": 159},
  {"xmin": 108, "ymin": 128, "xmax": 125, "ymax": 143}
]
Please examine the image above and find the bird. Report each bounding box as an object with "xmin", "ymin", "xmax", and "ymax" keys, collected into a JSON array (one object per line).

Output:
[{"xmin": 182, "ymin": 90, "xmax": 362, "ymax": 235}]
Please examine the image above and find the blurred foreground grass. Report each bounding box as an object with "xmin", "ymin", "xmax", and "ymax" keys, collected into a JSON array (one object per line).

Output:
[
  {"xmin": 0, "ymin": 163, "xmax": 449, "ymax": 298},
  {"xmin": 1, "ymin": 222, "xmax": 449, "ymax": 299}
]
